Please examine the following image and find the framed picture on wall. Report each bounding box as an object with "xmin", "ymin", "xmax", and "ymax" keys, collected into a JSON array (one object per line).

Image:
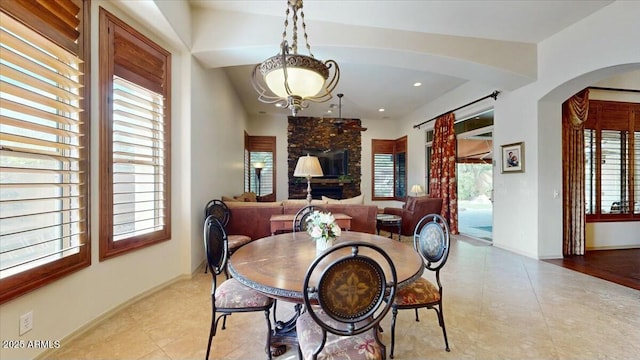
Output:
[{"xmin": 501, "ymin": 142, "xmax": 524, "ymax": 173}]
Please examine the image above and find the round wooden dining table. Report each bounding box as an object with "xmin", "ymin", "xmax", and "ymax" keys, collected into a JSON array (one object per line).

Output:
[
  {"xmin": 228, "ymin": 231, "xmax": 425, "ymax": 356},
  {"xmin": 228, "ymin": 231, "xmax": 424, "ymax": 303}
]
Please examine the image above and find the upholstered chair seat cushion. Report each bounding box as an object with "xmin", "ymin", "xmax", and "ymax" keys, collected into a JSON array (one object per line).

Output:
[
  {"xmin": 227, "ymin": 234, "xmax": 252, "ymax": 251},
  {"xmin": 296, "ymin": 308, "xmax": 384, "ymax": 360},
  {"xmin": 394, "ymin": 277, "xmax": 440, "ymax": 306},
  {"xmin": 215, "ymin": 278, "xmax": 273, "ymax": 309}
]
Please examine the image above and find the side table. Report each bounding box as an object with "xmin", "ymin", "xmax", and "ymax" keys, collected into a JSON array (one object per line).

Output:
[{"xmin": 376, "ymin": 214, "xmax": 402, "ymax": 240}]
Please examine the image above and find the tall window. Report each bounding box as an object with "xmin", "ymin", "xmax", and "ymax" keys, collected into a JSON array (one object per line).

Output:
[
  {"xmin": 372, "ymin": 136, "xmax": 407, "ymax": 200},
  {"xmin": 245, "ymin": 135, "xmax": 276, "ymax": 200},
  {"xmin": 585, "ymin": 100, "xmax": 639, "ymax": 220},
  {"xmin": 0, "ymin": 0, "xmax": 90, "ymax": 303},
  {"xmin": 99, "ymin": 8, "xmax": 171, "ymax": 259}
]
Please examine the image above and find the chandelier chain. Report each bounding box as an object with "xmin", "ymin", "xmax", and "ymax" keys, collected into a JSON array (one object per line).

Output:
[
  {"xmin": 300, "ymin": 9, "xmax": 314, "ymax": 58},
  {"xmin": 281, "ymin": 6, "xmax": 290, "ymax": 52},
  {"xmin": 279, "ymin": 1, "xmax": 316, "ymax": 57},
  {"xmin": 291, "ymin": 5, "xmax": 298, "ymax": 54}
]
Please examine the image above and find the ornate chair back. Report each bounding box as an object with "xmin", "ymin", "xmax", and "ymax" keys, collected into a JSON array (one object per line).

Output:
[
  {"xmin": 299, "ymin": 241, "xmax": 397, "ymax": 359},
  {"xmin": 413, "ymin": 213, "xmax": 451, "ymax": 274}
]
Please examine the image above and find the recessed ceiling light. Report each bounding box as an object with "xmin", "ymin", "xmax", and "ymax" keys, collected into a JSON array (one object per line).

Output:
[
  {"xmin": 275, "ymin": 103, "xmax": 282, "ymax": 108},
  {"xmin": 378, "ymin": 108, "xmax": 385, "ymax": 112},
  {"xmin": 327, "ymin": 110, "xmax": 333, "ymax": 114},
  {"xmin": 413, "ymin": 82, "xmax": 422, "ymax": 87}
]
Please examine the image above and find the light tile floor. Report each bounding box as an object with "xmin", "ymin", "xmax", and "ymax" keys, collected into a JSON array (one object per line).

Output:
[{"xmin": 48, "ymin": 235, "xmax": 640, "ymax": 360}]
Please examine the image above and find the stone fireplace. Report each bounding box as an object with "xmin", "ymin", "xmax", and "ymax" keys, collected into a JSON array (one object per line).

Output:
[{"xmin": 288, "ymin": 116, "xmax": 362, "ymax": 199}]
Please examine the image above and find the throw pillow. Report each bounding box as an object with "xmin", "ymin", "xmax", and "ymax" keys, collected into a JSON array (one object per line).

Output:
[
  {"xmin": 321, "ymin": 194, "xmax": 364, "ymax": 204},
  {"xmin": 405, "ymin": 196, "xmax": 417, "ymax": 211},
  {"xmin": 282, "ymin": 199, "xmax": 327, "ymax": 206},
  {"xmin": 321, "ymin": 196, "xmax": 341, "ymax": 204},
  {"xmin": 221, "ymin": 195, "xmax": 239, "ymax": 202},
  {"xmin": 233, "ymin": 192, "xmax": 257, "ymax": 202}
]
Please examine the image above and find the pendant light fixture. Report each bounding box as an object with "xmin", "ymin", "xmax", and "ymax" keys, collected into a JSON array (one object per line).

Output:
[{"xmin": 252, "ymin": 0, "xmax": 340, "ymax": 116}]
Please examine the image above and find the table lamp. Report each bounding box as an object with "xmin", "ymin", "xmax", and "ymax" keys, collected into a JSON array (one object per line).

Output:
[
  {"xmin": 410, "ymin": 184, "xmax": 424, "ymax": 197},
  {"xmin": 293, "ymin": 154, "xmax": 323, "ymax": 203}
]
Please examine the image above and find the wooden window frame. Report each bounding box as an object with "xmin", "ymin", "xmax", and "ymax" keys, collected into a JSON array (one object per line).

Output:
[
  {"xmin": 584, "ymin": 100, "xmax": 639, "ymax": 222},
  {"xmin": 98, "ymin": 7, "xmax": 171, "ymax": 260},
  {"xmin": 372, "ymin": 136, "xmax": 407, "ymax": 201},
  {"xmin": 0, "ymin": 0, "xmax": 90, "ymax": 304},
  {"xmin": 245, "ymin": 134, "xmax": 277, "ymax": 202}
]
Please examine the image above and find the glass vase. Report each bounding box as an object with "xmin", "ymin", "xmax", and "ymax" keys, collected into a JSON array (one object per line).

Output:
[{"xmin": 315, "ymin": 236, "xmax": 336, "ymax": 256}]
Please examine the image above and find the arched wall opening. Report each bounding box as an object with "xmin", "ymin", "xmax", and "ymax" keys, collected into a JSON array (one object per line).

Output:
[{"xmin": 537, "ymin": 64, "xmax": 640, "ymax": 258}]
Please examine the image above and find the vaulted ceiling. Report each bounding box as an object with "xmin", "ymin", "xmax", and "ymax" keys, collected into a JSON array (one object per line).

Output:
[{"xmin": 177, "ymin": 1, "xmax": 613, "ymax": 119}]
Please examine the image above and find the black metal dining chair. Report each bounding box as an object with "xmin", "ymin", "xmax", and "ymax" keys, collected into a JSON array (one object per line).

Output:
[
  {"xmin": 292, "ymin": 205, "xmax": 323, "ymax": 232},
  {"xmin": 389, "ymin": 213, "xmax": 451, "ymax": 358},
  {"xmin": 296, "ymin": 241, "xmax": 398, "ymax": 360},
  {"xmin": 205, "ymin": 199, "xmax": 253, "ymax": 254},
  {"xmin": 203, "ymin": 215, "xmax": 274, "ymax": 360}
]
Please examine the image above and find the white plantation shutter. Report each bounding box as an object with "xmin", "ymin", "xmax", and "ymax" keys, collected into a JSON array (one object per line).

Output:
[
  {"xmin": 374, "ymin": 153, "xmax": 394, "ymax": 198},
  {"xmin": 244, "ymin": 148, "xmax": 250, "ymax": 193},
  {"xmin": 111, "ymin": 77, "xmax": 166, "ymax": 241},
  {"xmin": 250, "ymin": 151, "xmax": 274, "ymax": 196},
  {"xmin": 584, "ymin": 100, "xmax": 639, "ymax": 220},
  {"xmin": 372, "ymin": 139, "xmax": 394, "ymax": 199},
  {"xmin": 584, "ymin": 129, "xmax": 596, "ymax": 215},
  {"xmin": 600, "ymin": 130, "xmax": 625, "ymax": 213},
  {"xmin": 0, "ymin": 13, "xmax": 84, "ymax": 273},
  {"xmin": 99, "ymin": 8, "xmax": 171, "ymax": 259},
  {"xmin": 0, "ymin": 0, "xmax": 89, "ymax": 303}
]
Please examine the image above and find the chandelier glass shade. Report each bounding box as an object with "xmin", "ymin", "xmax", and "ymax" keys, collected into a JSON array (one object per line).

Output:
[{"xmin": 252, "ymin": 0, "xmax": 339, "ymax": 116}]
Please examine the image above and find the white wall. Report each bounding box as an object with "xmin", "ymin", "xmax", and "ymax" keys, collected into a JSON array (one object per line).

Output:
[
  {"xmin": 189, "ymin": 61, "xmax": 252, "ymax": 271},
  {"xmin": 396, "ymin": 1, "xmax": 640, "ymax": 259},
  {"xmin": 0, "ymin": 2, "xmax": 191, "ymax": 359}
]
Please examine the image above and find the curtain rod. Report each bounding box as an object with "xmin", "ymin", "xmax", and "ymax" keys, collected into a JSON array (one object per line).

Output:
[
  {"xmin": 413, "ymin": 90, "xmax": 500, "ymax": 129},
  {"xmin": 588, "ymin": 86, "xmax": 640, "ymax": 93}
]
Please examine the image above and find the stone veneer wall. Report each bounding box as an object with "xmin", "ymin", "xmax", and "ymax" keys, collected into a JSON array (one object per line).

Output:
[{"xmin": 288, "ymin": 116, "xmax": 362, "ymax": 199}]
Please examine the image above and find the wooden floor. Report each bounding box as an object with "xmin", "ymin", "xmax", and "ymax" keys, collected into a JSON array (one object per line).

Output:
[{"xmin": 544, "ymin": 248, "xmax": 640, "ymax": 291}]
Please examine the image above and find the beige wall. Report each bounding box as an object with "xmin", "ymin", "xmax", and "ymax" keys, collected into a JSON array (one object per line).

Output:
[{"xmin": 190, "ymin": 60, "xmax": 251, "ymax": 271}]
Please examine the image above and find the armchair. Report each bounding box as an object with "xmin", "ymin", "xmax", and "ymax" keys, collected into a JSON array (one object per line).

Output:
[{"xmin": 381, "ymin": 197, "xmax": 443, "ymax": 236}]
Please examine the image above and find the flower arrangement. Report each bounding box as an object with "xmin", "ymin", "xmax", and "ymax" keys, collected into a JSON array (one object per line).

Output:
[{"xmin": 306, "ymin": 210, "xmax": 341, "ymax": 241}]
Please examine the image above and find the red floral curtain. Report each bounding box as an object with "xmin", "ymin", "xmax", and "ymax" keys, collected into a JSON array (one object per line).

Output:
[
  {"xmin": 429, "ymin": 113, "xmax": 458, "ymax": 234},
  {"xmin": 562, "ymin": 89, "xmax": 589, "ymax": 256}
]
